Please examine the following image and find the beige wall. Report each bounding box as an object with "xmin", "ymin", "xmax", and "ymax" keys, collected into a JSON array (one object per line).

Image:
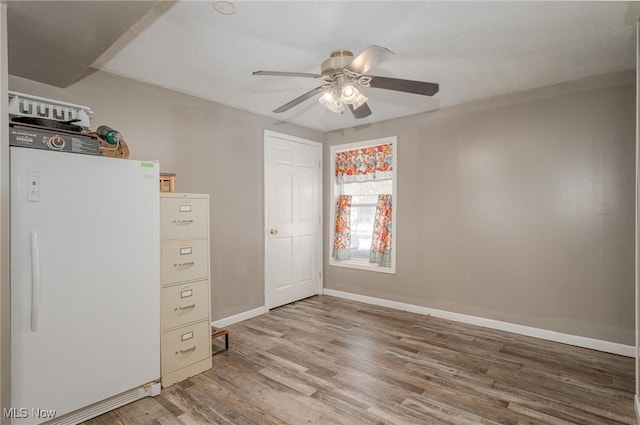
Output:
[
  {"xmin": 324, "ymin": 77, "xmax": 636, "ymax": 345},
  {"xmin": 8, "ymin": 70, "xmax": 322, "ymax": 320},
  {"xmin": 7, "ymin": 68, "xmax": 636, "ymax": 347}
]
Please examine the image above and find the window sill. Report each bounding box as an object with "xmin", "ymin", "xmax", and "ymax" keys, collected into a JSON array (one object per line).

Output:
[{"xmin": 329, "ymin": 258, "xmax": 396, "ymax": 274}]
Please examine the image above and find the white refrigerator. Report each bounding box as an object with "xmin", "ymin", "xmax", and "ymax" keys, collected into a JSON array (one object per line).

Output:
[{"xmin": 10, "ymin": 147, "xmax": 160, "ymax": 424}]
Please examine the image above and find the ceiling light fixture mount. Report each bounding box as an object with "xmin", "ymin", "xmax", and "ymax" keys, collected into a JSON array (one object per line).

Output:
[{"xmin": 213, "ymin": 1, "xmax": 237, "ymax": 15}]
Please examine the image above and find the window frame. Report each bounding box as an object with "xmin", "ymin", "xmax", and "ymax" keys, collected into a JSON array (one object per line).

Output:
[{"xmin": 329, "ymin": 136, "xmax": 397, "ymax": 274}]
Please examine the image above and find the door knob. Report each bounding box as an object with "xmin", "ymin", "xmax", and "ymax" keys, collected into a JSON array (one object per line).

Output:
[{"xmin": 270, "ymin": 228, "xmax": 278, "ymax": 235}]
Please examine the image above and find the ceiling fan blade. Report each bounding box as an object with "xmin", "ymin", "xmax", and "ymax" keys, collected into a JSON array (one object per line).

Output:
[
  {"xmin": 273, "ymin": 86, "xmax": 325, "ymax": 113},
  {"xmin": 368, "ymin": 76, "xmax": 439, "ymax": 96},
  {"xmin": 253, "ymin": 71, "xmax": 321, "ymax": 78},
  {"xmin": 348, "ymin": 45, "xmax": 395, "ymax": 74},
  {"xmin": 348, "ymin": 102, "xmax": 372, "ymax": 119}
]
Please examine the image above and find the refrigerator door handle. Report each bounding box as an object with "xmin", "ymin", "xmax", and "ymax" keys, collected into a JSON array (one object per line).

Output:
[{"xmin": 30, "ymin": 229, "xmax": 41, "ymax": 332}]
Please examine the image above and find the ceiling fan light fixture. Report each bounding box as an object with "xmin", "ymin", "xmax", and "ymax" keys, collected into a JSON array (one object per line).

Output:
[
  {"xmin": 319, "ymin": 91, "xmax": 344, "ymax": 114},
  {"xmin": 340, "ymin": 83, "xmax": 368, "ymax": 110},
  {"xmin": 351, "ymin": 91, "xmax": 368, "ymax": 110},
  {"xmin": 340, "ymin": 83, "xmax": 358, "ymax": 104},
  {"xmin": 318, "ymin": 91, "xmax": 333, "ymax": 105}
]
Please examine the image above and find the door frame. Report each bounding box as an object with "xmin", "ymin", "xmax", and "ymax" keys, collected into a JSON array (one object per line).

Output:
[{"xmin": 263, "ymin": 129, "xmax": 323, "ymax": 310}]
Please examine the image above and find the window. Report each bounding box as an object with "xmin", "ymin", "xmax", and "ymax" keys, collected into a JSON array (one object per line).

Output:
[{"xmin": 329, "ymin": 137, "xmax": 397, "ymax": 273}]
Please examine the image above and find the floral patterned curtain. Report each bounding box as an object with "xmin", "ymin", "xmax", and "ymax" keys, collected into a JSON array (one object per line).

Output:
[
  {"xmin": 370, "ymin": 195, "xmax": 392, "ymax": 267},
  {"xmin": 332, "ymin": 195, "xmax": 352, "ymax": 260},
  {"xmin": 335, "ymin": 144, "xmax": 393, "ymax": 184}
]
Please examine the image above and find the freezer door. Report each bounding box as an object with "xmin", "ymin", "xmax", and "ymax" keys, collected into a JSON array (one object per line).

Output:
[{"xmin": 10, "ymin": 147, "xmax": 160, "ymax": 423}]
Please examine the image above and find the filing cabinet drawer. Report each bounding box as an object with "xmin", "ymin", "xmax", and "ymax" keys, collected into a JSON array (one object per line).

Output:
[
  {"xmin": 160, "ymin": 197, "xmax": 208, "ymax": 240},
  {"xmin": 162, "ymin": 320, "xmax": 210, "ymax": 374},
  {"xmin": 161, "ymin": 280, "xmax": 209, "ymax": 329},
  {"xmin": 161, "ymin": 239, "xmax": 209, "ymax": 284}
]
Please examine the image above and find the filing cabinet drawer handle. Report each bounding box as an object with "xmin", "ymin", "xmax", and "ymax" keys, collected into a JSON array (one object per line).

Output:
[
  {"xmin": 175, "ymin": 262, "xmax": 194, "ymax": 268},
  {"xmin": 177, "ymin": 304, "xmax": 196, "ymax": 311},
  {"xmin": 173, "ymin": 219, "xmax": 194, "ymax": 225},
  {"xmin": 178, "ymin": 346, "xmax": 197, "ymax": 354}
]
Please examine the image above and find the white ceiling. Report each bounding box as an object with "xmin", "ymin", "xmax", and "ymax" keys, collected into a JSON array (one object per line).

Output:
[{"xmin": 93, "ymin": 1, "xmax": 639, "ymax": 132}]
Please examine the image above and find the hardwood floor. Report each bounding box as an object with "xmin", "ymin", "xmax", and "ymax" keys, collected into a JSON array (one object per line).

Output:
[{"xmin": 85, "ymin": 295, "xmax": 637, "ymax": 425}]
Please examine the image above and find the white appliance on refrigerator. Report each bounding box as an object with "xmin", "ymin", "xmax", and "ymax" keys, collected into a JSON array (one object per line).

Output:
[{"xmin": 10, "ymin": 147, "xmax": 161, "ymax": 424}]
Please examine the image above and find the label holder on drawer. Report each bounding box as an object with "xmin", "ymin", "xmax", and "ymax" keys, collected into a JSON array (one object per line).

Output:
[
  {"xmin": 181, "ymin": 289, "xmax": 193, "ymax": 298},
  {"xmin": 181, "ymin": 331, "xmax": 194, "ymax": 341},
  {"xmin": 179, "ymin": 205, "xmax": 192, "ymax": 212}
]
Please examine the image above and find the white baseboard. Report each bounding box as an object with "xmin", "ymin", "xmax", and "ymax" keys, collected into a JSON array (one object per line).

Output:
[
  {"xmin": 323, "ymin": 289, "xmax": 635, "ymax": 357},
  {"xmin": 211, "ymin": 306, "xmax": 267, "ymax": 328}
]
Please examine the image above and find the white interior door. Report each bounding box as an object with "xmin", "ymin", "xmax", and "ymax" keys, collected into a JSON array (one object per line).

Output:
[{"xmin": 265, "ymin": 131, "xmax": 322, "ymax": 309}]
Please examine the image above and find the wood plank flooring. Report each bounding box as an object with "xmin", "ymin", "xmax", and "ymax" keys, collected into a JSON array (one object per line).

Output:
[{"xmin": 84, "ymin": 295, "xmax": 637, "ymax": 425}]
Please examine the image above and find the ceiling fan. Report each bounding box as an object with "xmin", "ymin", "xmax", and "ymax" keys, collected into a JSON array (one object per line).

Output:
[{"xmin": 253, "ymin": 45, "xmax": 439, "ymax": 119}]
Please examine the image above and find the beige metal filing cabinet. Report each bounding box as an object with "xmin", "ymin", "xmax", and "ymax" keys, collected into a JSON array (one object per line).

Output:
[{"xmin": 160, "ymin": 193, "xmax": 212, "ymax": 387}]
